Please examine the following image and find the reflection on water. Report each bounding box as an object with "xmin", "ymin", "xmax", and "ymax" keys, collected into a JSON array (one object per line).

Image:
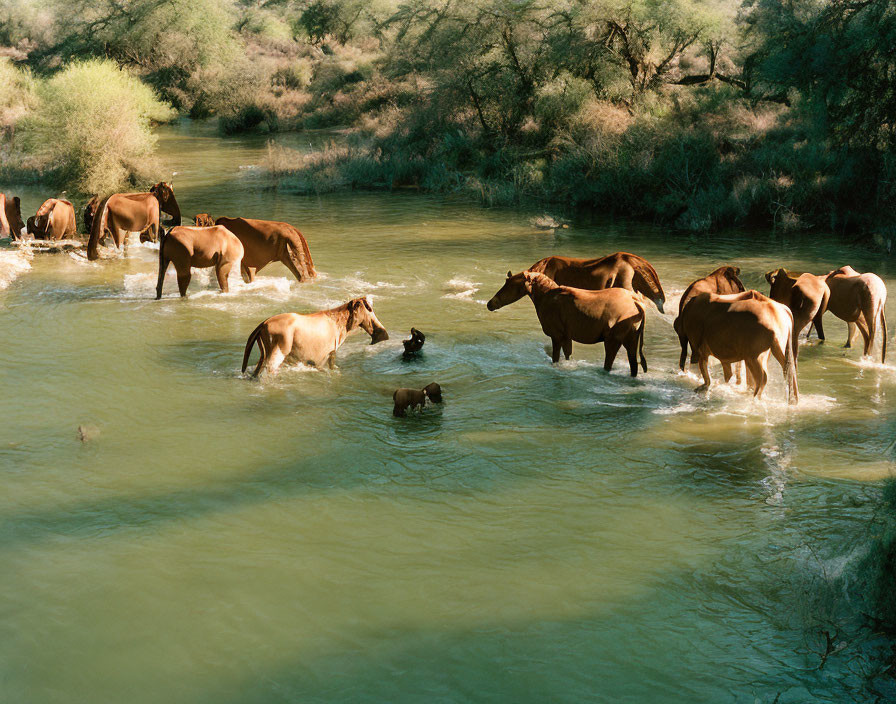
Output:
[{"xmin": 1, "ymin": 119, "xmax": 895, "ymax": 703}]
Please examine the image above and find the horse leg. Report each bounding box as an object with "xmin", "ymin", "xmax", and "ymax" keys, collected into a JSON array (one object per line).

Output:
[
  {"xmin": 550, "ymin": 338, "xmax": 561, "ymax": 363},
  {"xmin": 216, "ymin": 262, "xmax": 233, "ymax": 293},
  {"xmin": 856, "ymin": 318, "xmax": 872, "ymax": 357},
  {"xmin": 176, "ymin": 267, "xmax": 191, "ymax": 297},
  {"xmin": 242, "ymin": 263, "xmax": 256, "ymax": 283},
  {"xmin": 754, "ymin": 352, "xmax": 770, "ymax": 399},
  {"xmin": 266, "ymin": 344, "xmax": 287, "ymax": 374},
  {"xmin": 695, "ymin": 354, "xmax": 711, "ymax": 393},
  {"xmin": 845, "ymin": 321, "xmax": 858, "ymax": 348},
  {"xmin": 603, "ymin": 338, "xmax": 621, "ymax": 372},
  {"xmin": 625, "ymin": 337, "xmax": 639, "ymax": 377},
  {"xmin": 722, "ymin": 362, "xmax": 734, "ymax": 384},
  {"xmin": 744, "ymin": 357, "xmax": 763, "ymax": 398},
  {"xmin": 561, "ymin": 338, "xmax": 572, "ymax": 360},
  {"xmin": 813, "ymin": 312, "xmax": 826, "ymax": 342},
  {"xmin": 156, "ymin": 255, "xmax": 170, "ymax": 300},
  {"xmin": 860, "ymin": 297, "xmax": 878, "ymax": 358}
]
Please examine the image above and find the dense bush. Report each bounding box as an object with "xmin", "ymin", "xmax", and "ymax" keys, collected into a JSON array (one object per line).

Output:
[{"xmin": 21, "ymin": 59, "xmax": 175, "ymax": 193}]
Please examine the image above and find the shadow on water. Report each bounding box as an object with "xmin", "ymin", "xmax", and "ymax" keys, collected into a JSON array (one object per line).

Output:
[{"xmin": 203, "ymin": 567, "xmax": 887, "ymax": 704}]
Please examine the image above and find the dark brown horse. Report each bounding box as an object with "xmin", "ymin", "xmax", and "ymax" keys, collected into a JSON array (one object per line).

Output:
[
  {"xmin": 674, "ymin": 265, "xmax": 745, "ymax": 372},
  {"xmin": 501, "ymin": 252, "xmax": 665, "ymax": 312}
]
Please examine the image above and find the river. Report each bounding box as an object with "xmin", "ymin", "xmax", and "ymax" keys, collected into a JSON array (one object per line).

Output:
[{"xmin": 1, "ymin": 119, "xmax": 895, "ymax": 703}]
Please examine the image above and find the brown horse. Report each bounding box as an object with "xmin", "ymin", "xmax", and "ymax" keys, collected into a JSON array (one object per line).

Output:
[
  {"xmin": 214, "ymin": 216, "xmax": 315, "ymax": 283},
  {"xmin": 156, "ymin": 225, "xmax": 244, "ymax": 298},
  {"xmin": 674, "ymin": 265, "xmax": 745, "ymax": 373},
  {"xmin": 678, "ymin": 290, "xmax": 798, "ymax": 402},
  {"xmin": 489, "ymin": 270, "xmax": 647, "ymax": 375},
  {"xmin": 241, "ymin": 297, "xmax": 389, "ymax": 376},
  {"xmin": 87, "ymin": 183, "xmax": 180, "ymax": 260},
  {"xmin": 1, "ymin": 193, "xmax": 25, "ymax": 240},
  {"xmin": 193, "ymin": 213, "xmax": 215, "ymax": 227},
  {"xmin": 526, "ymin": 252, "xmax": 666, "ymax": 312},
  {"xmin": 32, "ymin": 199, "xmax": 77, "ymax": 240},
  {"xmin": 766, "ymin": 268, "xmax": 830, "ymax": 355}
]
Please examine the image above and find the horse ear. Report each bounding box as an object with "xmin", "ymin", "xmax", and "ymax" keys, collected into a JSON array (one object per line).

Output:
[{"xmin": 507, "ymin": 270, "xmax": 512, "ymax": 278}]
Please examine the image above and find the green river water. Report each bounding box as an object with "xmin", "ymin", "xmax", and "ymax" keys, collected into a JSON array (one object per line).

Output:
[{"xmin": 2, "ymin": 120, "xmax": 895, "ymax": 703}]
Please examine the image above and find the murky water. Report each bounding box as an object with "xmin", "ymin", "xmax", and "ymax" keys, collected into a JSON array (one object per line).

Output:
[{"xmin": 2, "ymin": 119, "xmax": 895, "ymax": 703}]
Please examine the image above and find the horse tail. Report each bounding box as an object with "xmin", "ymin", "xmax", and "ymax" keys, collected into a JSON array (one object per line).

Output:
[
  {"xmin": 242, "ymin": 322, "xmax": 266, "ymax": 376},
  {"xmin": 634, "ymin": 298, "xmax": 648, "ymax": 371},
  {"xmin": 155, "ymin": 227, "xmax": 171, "ymax": 299},
  {"xmin": 879, "ymin": 303, "xmax": 887, "ymax": 364},
  {"xmin": 285, "ymin": 226, "xmax": 316, "ymax": 280},
  {"xmin": 87, "ymin": 195, "xmax": 113, "ymax": 261}
]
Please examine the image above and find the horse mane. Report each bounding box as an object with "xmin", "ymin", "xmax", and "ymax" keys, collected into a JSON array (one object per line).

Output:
[
  {"xmin": 527, "ymin": 257, "xmax": 551, "ymax": 275},
  {"xmin": 87, "ymin": 194, "xmax": 114, "ymax": 261},
  {"xmin": 622, "ymin": 253, "xmax": 664, "ymax": 300},
  {"xmin": 525, "ymin": 271, "xmax": 560, "ymax": 294}
]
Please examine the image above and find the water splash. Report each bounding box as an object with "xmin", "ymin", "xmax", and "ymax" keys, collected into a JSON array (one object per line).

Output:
[{"xmin": 0, "ymin": 248, "xmax": 32, "ymax": 291}]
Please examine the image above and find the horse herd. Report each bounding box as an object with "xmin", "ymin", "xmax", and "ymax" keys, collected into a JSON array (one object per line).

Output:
[{"xmin": 2, "ymin": 184, "xmax": 890, "ymax": 410}]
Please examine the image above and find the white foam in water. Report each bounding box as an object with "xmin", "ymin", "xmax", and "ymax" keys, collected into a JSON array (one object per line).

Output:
[
  {"xmin": 0, "ymin": 248, "xmax": 32, "ymax": 291},
  {"xmin": 442, "ymin": 276, "xmax": 486, "ymax": 303},
  {"xmin": 341, "ymin": 273, "xmax": 407, "ymax": 294},
  {"xmin": 843, "ymin": 356, "xmax": 896, "ymax": 374},
  {"xmin": 124, "ymin": 264, "xmax": 294, "ymax": 303}
]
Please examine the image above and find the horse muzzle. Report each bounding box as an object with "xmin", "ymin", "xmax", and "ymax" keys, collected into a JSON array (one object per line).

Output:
[{"xmin": 371, "ymin": 328, "xmax": 389, "ymax": 344}]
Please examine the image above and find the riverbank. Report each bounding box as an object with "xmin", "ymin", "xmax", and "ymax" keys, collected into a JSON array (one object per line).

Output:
[{"xmin": 260, "ymin": 102, "xmax": 896, "ymax": 247}]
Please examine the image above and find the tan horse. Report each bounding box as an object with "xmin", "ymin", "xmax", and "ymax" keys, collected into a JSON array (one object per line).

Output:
[
  {"xmin": 86, "ymin": 183, "xmax": 181, "ymax": 260},
  {"xmin": 824, "ymin": 266, "xmax": 887, "ymax": 362},
  {"xmin": 211, "ymin": 216, "xmax": 315, "ymax": 283},
  {"xmin": 526, "ymin": 252, "xmax": 666, "ymax": 312},
  {"xmin": 1, "ymin": 194, "xmax": 25, "ymax": 240},
  {"xmin": 678, "ymin": 290, "xmax": 798, "ymax": 402},
  {"xmin": 156, "ymin": 226, "xmax": 244, "ymax": 298},
  {"xmin": 193, "ymin": 213, "xmax": 215, "ymax": 227},
  {"xmin": 766, "ymin": 268, "xmax": 830, "ymax": 355},
  {"xmin": 32, "ymin": 199, "xmax": 77, "ymax": 240},
  {"xmin": 241, "ymin": 297, "xmax": 389, "ymax": 376},
  {"xmin": 674, "ymin": 265, "xmax": 745, "ymax": 373},
  {"xmin": 489, "ymin": 270, "xmax": 647, "ymax": 375}
]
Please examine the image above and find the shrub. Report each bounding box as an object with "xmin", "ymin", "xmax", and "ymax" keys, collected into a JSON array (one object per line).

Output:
[
  {"xmin": 21, "ymin": 59, "xmax": 175, "ymax": 194},
  {"xmin": 0, "ymin": 57, "xmax": 37, "ymax": 134}
]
